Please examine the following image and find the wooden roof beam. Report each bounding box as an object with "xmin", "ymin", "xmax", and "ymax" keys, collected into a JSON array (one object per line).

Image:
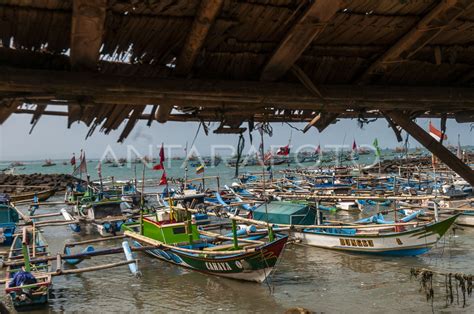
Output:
[
  {"xmin": 174, "ymin": 0, "xmax": 224, "ymax": 76},
  {"xmin": 358, "ymin": 0, "xmax": 474, "ymax": 83},
  {"xmin": 385, "ymin": 110, "xmax": 474, "ymax": 186},
  {"xmin": 260, "ymin": 0, "xmax": 343, "ymax": 82},
  {"xmin": 4, "ymin": 68, "xmax": 474, "ymax": 107},
  {"xmin": 155, "ymin": 104, "xmax": 174, "ymax": 123},
  {"xmin": 70, "ymin": 0, "xmax": 107, "ymax": 71}
]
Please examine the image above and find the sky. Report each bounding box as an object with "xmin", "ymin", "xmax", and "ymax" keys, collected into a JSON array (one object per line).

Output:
[{"xmin": 0, "ymin": 113, "xmax": 472, "ymax": 161}]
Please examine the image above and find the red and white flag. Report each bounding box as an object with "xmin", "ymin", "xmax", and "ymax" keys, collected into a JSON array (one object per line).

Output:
[
  {"xmin": 352, "ymin": 140, "xmax": 357, "ymax": 152},
  {"xmin": 277, "ymin": 145, "xmax": 290, "ymax": 156},
  {"xmin": 429, "ymin": 121, "xmax": 447, "ymax": 142},
  {"xmin": 159, "ymin": 171, "xmax": 168, "ymax": 186},
  {"xmin": 97, "ymin": 160, "xmax": 102, "ymax": 176},
  {"xmin": 153, "ymin": 143, "xmax": 165, "ymax": 170}
]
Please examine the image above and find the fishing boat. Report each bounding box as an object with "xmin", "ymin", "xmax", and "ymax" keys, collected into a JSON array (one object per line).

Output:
[
  {"xmin": 0, "ymin": 194, "xmax": 19, "ymax": 246},
  {"xmin": 292, "ymin": 214, "xmax": 459, "ymax": 256},
  {"xmin": 68, "ymin": 198, "xmax": 128, "ymax": 237},
  {"xmin": 5, "ymin": 227, "xmax": 52, "ymax": 309},
  {"xmin": 10, "ymin": 188, "xmax": 56, "ymax": 203},
  {"xmin": 41, "ymin": 159, "xmax": 56, "ymax": 167},
  {"xmin": 10, "ymin": 161, "xmax": 25, "ymax": 167},
  {"xmin": 122, "ymin": 207, "xmax": 288, "ymax": 283}
]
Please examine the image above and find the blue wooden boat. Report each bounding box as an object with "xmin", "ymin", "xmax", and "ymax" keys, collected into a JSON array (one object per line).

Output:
[
  {"xmin": 0, "ymin": 194, "xmax": 19, "ymax": 246},
  {"xmin": 5, "ymin": 227, "xmax": 52, "ymax": 309}
]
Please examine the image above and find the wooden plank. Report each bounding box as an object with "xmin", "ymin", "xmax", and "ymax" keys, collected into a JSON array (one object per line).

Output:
[
  {"xmin": 175, "ymin": 0, "xmax": 223, "ymax": 76},
  {"xmin": 385, "ymin": 110, "xmax": 474, "ymax": 186},
  {"xmin": 359, "ymin": 0, "xmax": 474, "ymax": 83},
  {"xmin": 70, "ymin": 0, "xmax": 107, "ymax": 70},
  {"xmin": 260, "ymin": 0, "xmax": 343, "ymax": 81}
]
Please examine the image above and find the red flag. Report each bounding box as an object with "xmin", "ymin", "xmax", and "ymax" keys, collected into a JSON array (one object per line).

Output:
[
  {"xmin": 352, "ymin": 140, "xmax": 357, "ymax": 152},
  {"xmin": 429, "ymin": 121, "xmax": 447, "ymax": 141},
  {"xmin": 153, "ymin": 163, "xmax": 164, "ymax": 170},
  {"xmin": 277, "ymin": 145, "xmax": 290, "ymax": 156},
  {"xmin": 153, "ymin": 143, "xmax": 165, "ymax": 170},
  {"xmin": 315, "ymin": 145, "xmax": 321, "ymax": 154},
  {"xmin": 159, "ymin": 171, "xmax": 168, "ymax": 186},
  {"xmin": 97, "ymin": 161, "xmax": 102, "ymax": 176},
  {"xmin": 159, "ymin": 143, "xmax": 165, "ymax": 164},
  {"xmin": 70, "ymin": 154, "xmax": 76, "ymax": 166}
]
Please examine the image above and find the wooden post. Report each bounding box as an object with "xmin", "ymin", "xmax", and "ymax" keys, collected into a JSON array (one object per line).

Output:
[
  {"xmin": 56, "ymin": 253, "xmax": 62, "ymax": 272},
  {"xmin": 231, "ymin": 219, "xmax": 238, "ymax": 250},
  {"xmin": 386, "ymin": 111, "xmax": 474, "ymax": 186},
  {"xmin": 316, "ymin": 200, "xmax": 321, "ymax": 225},
  {"xmin": 21, "ymin": 243, "xmax": 31, "ymax": 272}
]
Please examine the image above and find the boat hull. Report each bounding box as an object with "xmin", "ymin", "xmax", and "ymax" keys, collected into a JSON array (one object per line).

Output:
[
  {"xmin": 10, "ymin": 189, "xmax": 56, "ymax": 202},
  {"xmin": 293, "ymin": 215, "xmax": 458, "ymax": 256},
  {"xmin": 132, "ymin": 236, "xmax": 288, "ymax": 283},
  {"xmin": 455, "ymin": 212, "xmax": 474, "ymax": 226}
]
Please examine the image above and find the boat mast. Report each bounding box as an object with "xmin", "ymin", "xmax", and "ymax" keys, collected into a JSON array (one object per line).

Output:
[{"xmin": 259, "ymin": 125, "xmax": 274, "ymax": 241}]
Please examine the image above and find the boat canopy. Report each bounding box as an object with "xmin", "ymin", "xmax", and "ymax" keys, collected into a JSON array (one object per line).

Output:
[{"xmin": 253, "ymin": 201, "xmax": 316, "ymax": 225}]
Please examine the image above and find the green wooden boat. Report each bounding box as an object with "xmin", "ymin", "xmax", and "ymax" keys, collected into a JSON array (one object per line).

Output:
[{"xmin": 122, "ymin": 208, "xmax": 288, "ymax": 283}]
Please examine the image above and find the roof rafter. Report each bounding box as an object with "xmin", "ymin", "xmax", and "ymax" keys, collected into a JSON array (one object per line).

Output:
[
  {"xmin": 174, "ymin": 0, "xmax": 224, "ymax": 76},
  {"xmin": 260, "ymin": 0, "xmax": 344, "ymax": 82},
  {"xmin": 358, "ymin": 0, "xmax": 474, "ymax": 83},
  {"xmin": 70, "ymin": 0, "xmax": 107, "ymax": 71}
]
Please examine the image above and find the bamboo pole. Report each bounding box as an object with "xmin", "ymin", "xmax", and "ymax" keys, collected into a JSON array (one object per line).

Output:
[
  {"xmin": 11, "ymin": 205, "xmax": 30, "ymax": 222},
  {"xmin": 199, "ymin": 230, "xmax": 265, "ymax": 244},
  {"xmin": 33, "ymin": 219, "xmax": 80, "ymax": 226},
  {"xmin": 29, "ymin": 212, "xmax": 63, "ymax": 219},
  {"xmin": 64, "ymin": 235, "xmax": 126, "ymax": 247},
  {"xmin": 53, "ymin": 260, "xmax": 138, "ymax": 276},
  {"xmin": 0, "ymin": 260, "xmax": 139, "ymax": 284},
  {"xmin": 3, "ymin": 245, "xmax": 157, "ymax": 267}
]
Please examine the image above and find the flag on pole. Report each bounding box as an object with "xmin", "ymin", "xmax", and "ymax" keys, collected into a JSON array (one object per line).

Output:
[
  {"xmin": 70, "ymin": 153, "xmax": 76, "ymax": 166},
  {"xmin": 277, "ymin": 145, "xmax": 290, "ymax": 156},
  {"xmin": 315, "ymin": 144, "xmax": 321, "ymax": 154},
  {"xmin": 457, "ymin": 134, "xmax": 462, "ymax": 159},
  {"xmin": 373, "ymin": 138, "xmax": 381, "ymax": 157},
  {"xmin": 73, "ymin": 150, "xmax": 88, "ymax": 176},
  {"xmin": 159, "ymin": 171, "xmax": 168, "ymax": 185},
  {"xmin": 429, "ymin": 121, "xmax": 447, "ymax": 142},
  {"xmin": 196, "ymin": 165, "xmax": 205, "ymax": 174},
  {"xmin": 153, "ymin": 143, "xmax": 165, "ymax": 170},
  {"xmin": 352, "ymin": 140, "xmax": 357, "ymax": 152},
  {"xmin": 97, "ymin": 160, "xmax": 102, "ymax": 176}
]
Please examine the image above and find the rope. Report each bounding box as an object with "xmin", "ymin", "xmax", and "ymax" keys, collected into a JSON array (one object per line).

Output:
[
  {"xmin": 284, "ymin": 122, "xmax": 304, "ymax": 133},
  {"xmin": 234, "ymin": 133, "xmax": 245, "ymax": 178},
  {"xmin": 190, "ymin": 123, "xmax": 201, "ymax": 148}
]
